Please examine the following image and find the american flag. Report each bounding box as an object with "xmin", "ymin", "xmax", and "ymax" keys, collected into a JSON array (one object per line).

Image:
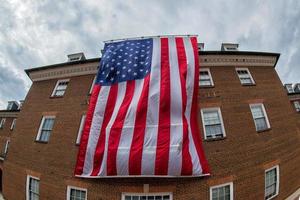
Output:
[{"xmin": 75, "ymin": 36, "xmax": 210, "ymax": 177}]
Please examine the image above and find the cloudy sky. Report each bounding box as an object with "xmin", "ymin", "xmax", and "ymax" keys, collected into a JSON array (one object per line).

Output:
[{"xmin": 0, "ymin": 0, "xmax": 299, "ymax": 109}]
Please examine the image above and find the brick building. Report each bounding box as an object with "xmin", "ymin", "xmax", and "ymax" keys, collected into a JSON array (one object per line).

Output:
[
  {"xmin": 1, "ymin": 44, "xmax": 300, "ymax": 200},
  {"xmin": 284, "ymin": 83, "xmax": 300, "ymax": 113}
]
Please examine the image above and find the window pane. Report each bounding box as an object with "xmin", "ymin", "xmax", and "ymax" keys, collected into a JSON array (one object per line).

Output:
[
  {"xmin": 251, "ymin": 106, "xmax": 264, "ymax": 118},
  {"xmin": 212, "ymin": 185, "xmax": 231, "ymax": 200},
  {"xmin": 203, "ymin": 111, "xmax": 220, "ymax": 125},
  {"xmin": 205, "ymin": 124, "xmax": 223, "ymax": 138},
  {"xmin": 125, "ymin": 196, "xmax": 131, "ymax": 200},
  {"xmin": 132, "ymin": 196, "xmax": 139, "ymax": 200},
  {"xmin": 255, "ymin": 118, "xmax": 268, "ymax": 131}
]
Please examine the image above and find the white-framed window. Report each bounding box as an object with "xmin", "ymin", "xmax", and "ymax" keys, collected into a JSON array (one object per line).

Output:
[
  {"xmin": 265, "ymin": 165, "xmax": 279, "ymax": 200},
  {"xmin": 236, "ymin": 68, "xmax": 255, "ymax": 85},
  {"xmin": 76, "ymin": 115, "xmax": 86, "ymax": 145},
  {"xmin": 293, "ymin": 101, "xmax": 300, "ymax": 112},
  {"xmin": 26, "ymin": 175, "xmax": 40, "ymax": 200},
  {"xmin": 36, "ymin": 116, "xmax": 55, "ymax": 142},
  {"xmin": 201, "ymin": 107, "xmax": 226, "ymax": 139},
  {"xmin": 0, "ymin": 118, "xmax": 6, "ymax": 129},
  {"xmin": 122, "ymin": 193, "xmax": 172, "ymax": 200},
  {"xmin": 89, "ymin": 76, "xmax": 97, "ymax": 94},
  {"xmin": 199, "ymin": 68, "xmax": 214, "ymax": 87},
  {"xmin": 250, "ymin": 104, "xmax": 271, "ymax": 132},
  {"xmin": 67, "ymin": 186, "xmax": 87, "ymax": 200},
  {"xmin": 10, "ymin": 118, "xmax": 17, "ymax": 130},
  {"xmin": 210, "ymin": 182, "xmax": 233, "ymax": 200},
  {"xmin": 51, "ymin": 79, "xmax": 70, "ymax": 97}
]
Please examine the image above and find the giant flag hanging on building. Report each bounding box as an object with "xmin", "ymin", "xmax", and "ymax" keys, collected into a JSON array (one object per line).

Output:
[{"xmin": 75, "ymin": 36, "xmax": 210, "ymax": 177}]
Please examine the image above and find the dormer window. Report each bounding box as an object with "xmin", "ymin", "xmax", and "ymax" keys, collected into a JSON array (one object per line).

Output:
[
  {"xmin": 221, "ymin": 43, "xmax": 239, "ymax": 51},
  {"xmin": 285, "ymin": 84, "xmax": 294, "ymax": 93},
  {"xmin": 7, "ymin": 101, "xmax": 19, "ymax": 110},
  {"xmin": 67, "ymin": 53, "xmax": 86, "ymax": 62}
]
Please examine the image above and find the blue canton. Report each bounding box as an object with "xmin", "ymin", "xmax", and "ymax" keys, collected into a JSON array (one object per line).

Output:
[{"xmin": 97, "ymin": 39, "xmax": 153, "ymax": 86}]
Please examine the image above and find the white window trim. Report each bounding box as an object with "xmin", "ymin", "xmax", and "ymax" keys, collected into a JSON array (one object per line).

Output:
[
  {"xmin": 236, "ymin": 68, "xmax": 255, "ymax": 85},
  {"xmin": 265, "ymin": 165, "xmax": 280, "ymax": 200},
  {"xmin": 0, "ymin": 118, "xmax": 6, "ymax": 128},
  {"xmin": 76, "ymin": 115, "xmax": 86, "ymax": 145},
  {"xmin": 89, "ymin": 76, "xmax": 97, "ymax": 94},
  {"xmin": 201, "ymin": 107, "xmax": 226, "ymax": 140},
  {"xmin": 26, "ymin": 175, "xmax": 40, "ymax": 200},
  {"xmin": 67, "ymin": 185, "xmax": 87, "ymax": 200},
  {"xmin": 36, "ymin": 116, "xmax": 56, "ymax": 141},
  {"xmin": 10, "ymin": 118, "xmax": 16, "ymax": 130},
  {"xmin": 51, "ymin": 79, "xmax": 70, "ymax": 97},
  {"xmin": 210, "ymin": 182, "xmax": 234, "ymax": 200},
  {"xmin": 121, "ymin": 192, "xmax": 173, "ymax": 200},
  {"xmin": 249, "ymin": 103, "xmax": 271, "ymax": 131},
  {"xmin": 4, "ymin": 140, "xmax": 9, "ymax": 154},
  {"xmin": 199, "ymin": 68, "xmax": 214, "ymax": 87}
]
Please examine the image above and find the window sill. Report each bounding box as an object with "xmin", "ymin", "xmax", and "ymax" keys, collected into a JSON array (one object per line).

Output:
[
  {"xmin": 241, "ymin": 83, "xmax": 256, "ymax": 86},
  {"xmin": 257, "ymin": 128, "xmax": 272, "ymax": 133},
  {"xmin": 265, "ymin": 193, "xmax": 278, "ymax": 200},
  {"xmin": 205, "ymin": 137, "xmax": 226, "ymax": 142},
  {"xmin": 199, "ymin": 85, "xmax": 215, "ymax": 88},
  {"xmin": 49, "ymin": 95, "xmax": 64, "ymax": 99},
  {"xmin": 35, "ymin": 140, "xmax": 49, "ymax": 144}
]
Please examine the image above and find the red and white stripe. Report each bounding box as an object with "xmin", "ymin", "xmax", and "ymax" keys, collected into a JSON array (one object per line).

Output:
[{"xmin": 75, "ymin": 36, "xmax": 210, "ymax": 177}]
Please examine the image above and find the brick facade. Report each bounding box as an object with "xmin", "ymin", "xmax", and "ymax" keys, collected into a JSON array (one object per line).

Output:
[{"xmin": 1, "ymin": 51, "xmax": 300, "ymax": 200}]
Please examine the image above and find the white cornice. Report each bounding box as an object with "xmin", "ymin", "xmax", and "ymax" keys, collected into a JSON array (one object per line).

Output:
[
  {"xmin": 0, "ymin": 112, "xmax": 19, "ymax": 118},
  {"xmin": 199, "ymin": 54, "xmax": 277, "ymax": 67},
  {"xmin": 27, "ymin": 54, "xmax": 278, "ymax": 82},
  {"xmin": 27, "ymin": 62, "xmax": 99, "ymax": 82}
]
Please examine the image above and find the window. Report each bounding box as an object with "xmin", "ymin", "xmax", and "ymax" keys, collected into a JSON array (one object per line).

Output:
[
  {"xmin": 293, "ymin": 101, "xmax": 300, "ymax": 112},
  {"xmin": 0, "ymin": 118, "xmax": 6, "ymax": 129},
  {"xmin": 51, "ymin": 79, "xmax": 69, "ymax": 97},
  {"xmin": 89, "ymin": 76, "xmax": 97, "ymax": 94},
  {"xmin": 210, "ymin": 182, "xmax": 233, "ymax": 200},
  {"xmin": 250, "ymin": 104, "xmax": 270, "ymax": 131},
  {"xmin": 236, "ymin": 68, "xmax": 255, "ymax": 85},
  {"xmin": 265, "ymin": 165, "xmax": 279, "ymax": 200},
  {"xmin": 285, "ymin": 84, "xmax": 294, "ymax": 93},
  {"xmin": 67, "ymin": 186, "xmax": 87, "ymax": 200},
  {"xmin": 11, "ymin": 118, "xmax": 17, "ymax": 130},
  {"xmin": 76, "ymin": 115, "xmax": 86, "ymax": 145},
  {"xmin": 26, "ymin": 175, "xmax": 40, "ymax": 200},
  {"xmin": 199, "ymin": 68, "xmax": 214, "ymax": 87},
  {"xmin": 201, "ymin": 108, "xmax": 226, "ymax": 139},
  {"xmin": 36, "ymin": 116, "xmax": 55, "ymax": 142},
  {"xmin": 4, "ymin": 140, "xmax": 9, "ymax": 155},
  {"xmin": 122, "ymin": 193, "xmax": 172, "ymax": 200}
]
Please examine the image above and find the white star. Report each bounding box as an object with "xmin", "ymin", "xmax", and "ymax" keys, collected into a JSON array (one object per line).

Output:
[
  {"xmin": 117, "ymin": 62, "xmax": 121, "ymax": 65},
  {"xmin": 140, "ymin": 69, "xmax": 144, "ymax": 72},
  {"xmin": 110, "ymin": 67, "xmax": 114, "ymax": 71},
  {"xmin": 110, "ymin": 77, "xmax": 114, "ymax": 81},
  {"xmin": 134, "ymin": 64, "xmax": 138, "ymax": 67},
  {"xmin": 125, "ymin": 52, "xmax": 128, "ymax": 55},
  {"xmin": 145, "ymin": 70, "xmax": 149, "ymax": 73},
  {"xmin": 128, "ymin": 61, "xmax": 132, "ymax": 64},
  {"xmin": 141, "ymin": 55, "xmax": 144, "ymax": 57},
  {"xmin": 122, "ymin": 74, "xmax": 126, "ymax": 78},
  {"xmin": 128, "ymin": 69, "xmax": 131, "ymax": 72},
  {"xmin": 118, "ymin": 55, "xmax": 122, "ymax": 58},
  {"xmin": 122, "ymin": 66, "xmax": 126, "ymax": 69},
  {"xmin": 129, "ymin": 54, "xmax": 133, "ymax": 57},
  {"xmin": 124, "ymin": 59, "xmax": 127, "ymax": 62},
  {"xmin": 120, "ymin": 49, "xmax": 123, "ymax": 52},
  {"xmin": 135, "ymin": 51, "xmax": 139, "ymax": 53},
  {"xmin": 141, "ymin": 50, "xmax": 145, "ymax": 52},
  {"xmin": 134, "ymin": 57, "xmax": 138, "ymax": 59},
  {"xmin": 133, "ymin": 72, "xmax": 137, "ymax": 76},
  {"xmin": 112, "ymin": 59, "xmax": 115, "ymax": 62},
  {"xmin": 102, "ymin": 71, "xmax": 105, "ymax": 75},
  {"xmin": 117, "ymin": 71, "xmax": 120, "ymax": 74},
  {"xmin": 140, "ymin": 62, "xmax": 144, "ymax": 64},
  {"xmin": 130, "ymin": 49, "xmax": 133, "ymax": 51}
]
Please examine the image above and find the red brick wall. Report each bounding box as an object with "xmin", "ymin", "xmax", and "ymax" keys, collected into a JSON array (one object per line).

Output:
[{"xmin": 3, "ymin": 65, "xmax": 300, "ymax": 200}]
